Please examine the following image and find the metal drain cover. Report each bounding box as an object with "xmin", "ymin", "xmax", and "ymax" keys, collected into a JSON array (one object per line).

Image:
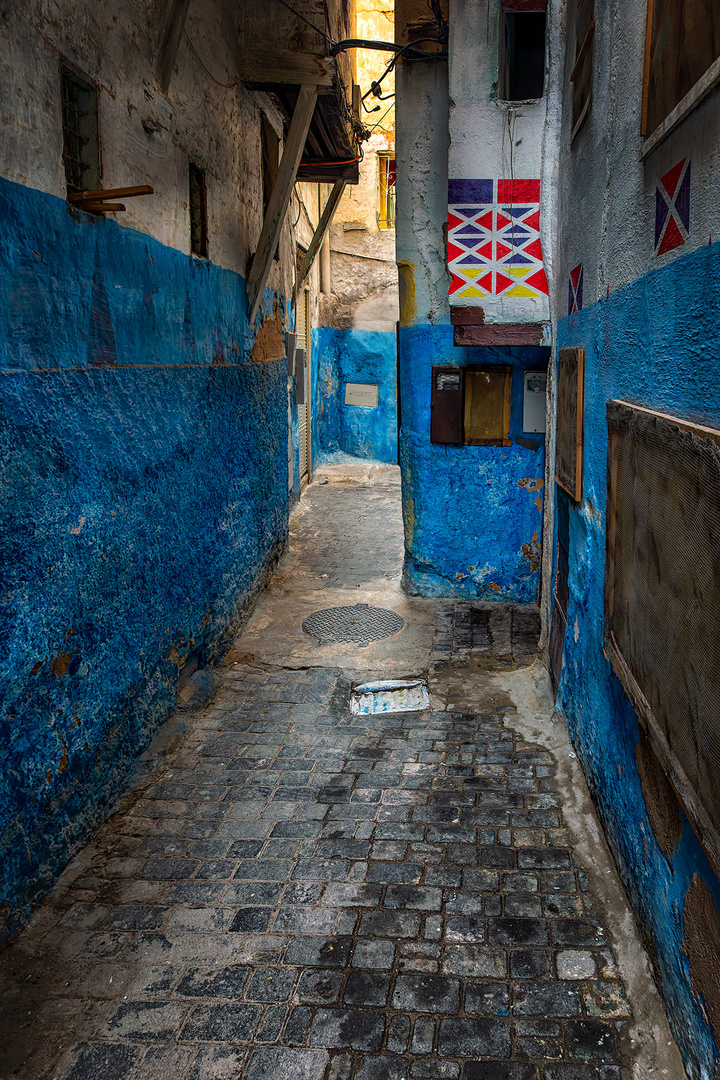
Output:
[{"xmin": 302, "ymin": 603, "xmax": 404, "ymax": 647}]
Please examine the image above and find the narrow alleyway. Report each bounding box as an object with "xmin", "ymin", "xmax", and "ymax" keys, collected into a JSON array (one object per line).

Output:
[{"xmin": 0, "ymin": 467, "xmax": 683, "ymax": 1080}]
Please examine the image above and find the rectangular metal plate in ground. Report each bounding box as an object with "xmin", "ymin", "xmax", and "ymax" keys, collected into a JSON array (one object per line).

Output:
[
  {"xmin": 351, "ymin": 679, "xmax": 430, "ymax": 715},
  {"xmin": 556, "ymin": 347, "xmax": 584, "ymax": 501},
  {"xmin": 605, "ymin": 399, "xmax": 720, "ymax": 872},
  {"xmin": 344, "ymin": 383, "xmax": 379, "ymax": 408}
]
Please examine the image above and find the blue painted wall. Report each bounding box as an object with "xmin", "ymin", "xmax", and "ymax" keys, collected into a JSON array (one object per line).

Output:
[
  {"xmin": 313, "ymin": 327, "xmax": 398, "ymax": 465},
  {"xmin": 555, "ymin": 238, "xmax": 720, "ymax": 1080},
  {"xmin": 399, "ymin": 323, "xmax": 547, "ymax": 602},
  {"xmin": 0, "ymin": 177, "xmax": 289, "ymax": 939}
]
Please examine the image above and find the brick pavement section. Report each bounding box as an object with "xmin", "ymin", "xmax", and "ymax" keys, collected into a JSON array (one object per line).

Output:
[{"xmin": 35, "ymin": 665, "xmax": 630, "ymax": 1080}]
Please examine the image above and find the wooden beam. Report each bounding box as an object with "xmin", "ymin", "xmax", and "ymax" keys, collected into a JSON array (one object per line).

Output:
[
  {"xmin": 295, "ymin": 179, "xmax": 347, "ymax": 294},
  {"xmin": 241, "ymin": 50, "xmax": 334, "ymax": 88},
  {"xmin": 156, "ymin": 0, "xmax": 192, "ymax": 93},
  {"xmin": 247, "ymin": 84, "xmax": 319, "ymax": 325}
]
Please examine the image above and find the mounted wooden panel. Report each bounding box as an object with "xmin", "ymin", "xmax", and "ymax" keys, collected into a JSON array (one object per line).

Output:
[
  {"xmin": 454, "ymin": 323, "xmax": 545, "ymax": 347},
  {"xmin": 464, "ymin": 367, "xmax": 512, "ymax": 446},
  {"xmin": 555, "ymin": 346, "xmax": 584, "ymax": 502},
  {"xmin": 605, "ymin": 400, "xmax": 720, "ymax": 873},
  {"xmin": 431, "ymin": 366, "xmax": 464, "ymax": 445}
]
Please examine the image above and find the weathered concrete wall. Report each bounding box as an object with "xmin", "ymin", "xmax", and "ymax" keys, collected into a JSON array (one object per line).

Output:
[
  {"xmin": 553, "ymin": 0, "xmax": 720, "ymax": 1076},
  {"xmin": 395, "ymin": 46, "xmax": 547, "ymax": 602},
  {"xmin": 0, "ymin": 1, "xmax": 295, "ymax": 938},
  {"xmin": 313, "ymin": 326, "xmax": 398, "ymax": 462}
]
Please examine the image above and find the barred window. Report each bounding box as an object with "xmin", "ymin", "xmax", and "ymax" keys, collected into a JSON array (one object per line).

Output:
[
  {"xmin": 60, "ymin": 65, "xmax": 100, "ymax": 196},
  {"xmin": 189, "ymin": 163, "xmax": 208, "ymax": 259}
]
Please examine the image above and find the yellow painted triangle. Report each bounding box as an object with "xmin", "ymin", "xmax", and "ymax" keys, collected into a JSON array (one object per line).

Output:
[
  {"xmin": 458, "ymin": 285, "xmax": 485, "ymax": 297},
  {"xmin": 459, "ymin": 269, "xmax": 481, "ymax": 280},
  {"xmin": 505, "ymin": 284, "xmax": 537, "ymax": 297},
  {"xmin": 507, "ymin": 268, "xmax": 531, "ymax": 278}
]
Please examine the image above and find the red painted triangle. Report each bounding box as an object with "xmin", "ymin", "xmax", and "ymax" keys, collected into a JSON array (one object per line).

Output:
[
  {"xmin": 477, "ymin": 241, "xmax": 493, "ymax": 260},
  {"xmin": 448, "ymin": 213, "xmax": 463, "ymax": 230},
  {"xmin": 496, "ymin": 241, "xmax": 511, "ymax": 259},
  {"xmin": 524, "ymin": 238, "xmax": 544, "ymax": 260},
  {"xmin": 523, "ymin": 210, "xmax": 540, "ymax": 231},
  {"xmin": 495, "ymin": 272, "xmax": 514, "ymax": 293},
  {"xmin": 570, "ymin": 263, "xmax": 583, "ymax": 288},
  {"xmin": 496, "ymin": 213, "xmax": 512, "ymax": 230},
  {"xmin": 661, "ymin": 158, "xmax": 686, "ymax": 199},
  {"xmin": 478, "ymin": 272, "xmax": 493, "ymax": 292},
  {"xmin": 525, "ymin": 268, "xmax": 549, "ymax": 294},
  {"xmin": 476, "ymin": 211, "xmax": 494, "ymax": 229},
  {"xmin": 657, "ymin": 214, "xmax": 685, "ymax": 255},
  {"xmin": 449, "ymin": 273, "xmax": 465, "ymax": 294},
  {"xmin": 448, "ymin": 242, "xmax": 465, "ymax": 262}
]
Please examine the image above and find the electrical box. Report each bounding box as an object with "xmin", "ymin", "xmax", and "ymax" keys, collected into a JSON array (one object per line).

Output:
[
  {"xmin": 431, "ymin": 366, "xmax": 464, "ymax": 444},
  {"xmin": 523, "ymin": 370, "xmax": 547, "ymax": 433}
]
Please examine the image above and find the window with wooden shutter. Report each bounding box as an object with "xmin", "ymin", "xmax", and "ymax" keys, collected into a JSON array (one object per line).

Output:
[
  {"xmin": 642, "ymin": 0, "xmax": 720, "ymax": 141},
  {"xmin": 555, "ymin": 348, "xmax": 584, "ymax": 503},
  {"xmin": 571, "ymin": 0, "xmax": 594, "ymax": 141}
]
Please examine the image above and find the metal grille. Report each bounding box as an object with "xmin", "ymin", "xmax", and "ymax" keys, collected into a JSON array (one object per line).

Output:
[
  {"xmin": 605, "ymin": 400, "xmax": 720, "ymax": 868},
  {"xmin": 302, "ymin": 604, "xmax": 404, "ymax": 646},
  {"xmin": 60, "ymin": 66, "xmax": 100, "ymax": 195}
]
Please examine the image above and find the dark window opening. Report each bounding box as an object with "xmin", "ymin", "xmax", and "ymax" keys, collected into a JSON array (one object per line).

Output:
[
  {"xmin": 643, "ymin": 0, "xmax": 720, "ymax": 137},
  {"xmin": 261, "ymin": 114, "xmax": 280, "ymax": 261},
  {"xmin": 501, "ymin": 11, "xmax": 547, "ymax": 101},
  {"xmin": 60, "ymin": 65, "xmax": 100, "ymax": 196},
  {"xmin": 189, "ymin": 162, "xmax": 208, "ymax": 258}
]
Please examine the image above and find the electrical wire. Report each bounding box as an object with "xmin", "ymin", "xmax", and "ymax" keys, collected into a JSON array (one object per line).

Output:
[
  {"xmin": 183, "ymin": 29, "xmax": 239, "ymax": 89},
  {"xmin": 366, "ymin": 101, "xmax": 395, "ymax": 135},
  {"xmin": 272, "ymin": 0, "xmax": 336, "ymax": 46}
]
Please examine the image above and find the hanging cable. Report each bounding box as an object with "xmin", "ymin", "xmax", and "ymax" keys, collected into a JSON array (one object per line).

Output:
[
  {"xmin": 366, "ymin": 101, "xmax": 395, "ymax": 136},
  {"xmin": 183, "ymin": 29, "xmax": 239, "ymax": 89},
  {"xmin": 271, "ymin": 0, "xmax": 336, "ymax": 46}
]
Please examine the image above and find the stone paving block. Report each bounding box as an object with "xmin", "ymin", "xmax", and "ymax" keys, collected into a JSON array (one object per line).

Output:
[
  {"xmin": 243, "ymin": 1047, "xmax": 329, "ymax": 1080},
  {"xmin": 308, "ymin": 1008, "xmax": 385, "ymax": 1051},
  {"xmin": 284, "ymin": 935, "xmax": 353, "ymax": 967},
  {"xmin": 437, "ymin": 1018, "xmax": 511, "ymax": 1057},
  {"xmin": 245, "ymin": 966, "xmax": 298, "ymax": 1001},
  {"xmin": 175, "ymin": 965, "xmax": 251, "ymax": 998},
  {"xmin": 344, "ymin": 971, "xmax": 391, "ymax": 1006},
  {"xmin": 393, "ymin": 974, "xmax": 460, "ymax": 1014},
  {"xmin": 359, "ymin": 910, "xmax": 421, "ymax": 938},
  {"xmin": 180, "ymin": 1002, "xmax": 262, "ymax": 1042},
  {"xmin": 187, "ymin": 1046, "xmax": 248, "ymax": 1079},
  {"xmin": 385, "ymin": 885, "xmax": 442, "ymax": 910},
  {"xmin": 295, "ymin": 969, "xmax": 345, "ymax": 1003},
  {"xmin": 512, "ymin": 982, "xmax": 583, "ymax": 1017},
  {"xmin": 441, "ymin": 945, "xmax": 506, "ymax": 978},
  {"xmin": 464, "ymin": 1064, "xmax": 539, "ymax": 1080},
  {"xmin": 108, "ymin": 1000, "xmax": 188, "ymax": 1040},
  {"xmin": 60, "ymin": 1042, "xmax": 142, "ymax": 1080}
]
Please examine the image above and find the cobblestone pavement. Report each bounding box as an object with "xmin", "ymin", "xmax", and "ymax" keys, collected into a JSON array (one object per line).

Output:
[{"xmin": 0, "ymin": 467, "xmax": 677, "ymax": 1079}]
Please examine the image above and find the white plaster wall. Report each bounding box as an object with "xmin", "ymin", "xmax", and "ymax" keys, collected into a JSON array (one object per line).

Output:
[
  {"xmin": 448, "ymin": 0, "xmax": 564, "ymax": 324},
  {"xmin": 0, "ymin": 0, "xmax": 297, "ymax": 295},
  {"xmin": 556, "ymin": 0, "xmax": 720, "ymax": 312}
]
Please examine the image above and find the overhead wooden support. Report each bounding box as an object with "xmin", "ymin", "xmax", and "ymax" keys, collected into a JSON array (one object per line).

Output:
[
  {"xmin": 453, "ymin": 322, "xmax": 547, "ymax": 347},
  {"xmin": 247, "ymin": 84, "xmax": 319, "ymax": 325},
  {"xmin": 155, "ymin": 0, "xmax": 192, "ymax": 93},
  {"xmin": 295, "ymin": 179, "xmax": 347, "ymax": 295},
  {"xmin": 241, "ymin": 51, "xmax": 334, "ymax": 88}
]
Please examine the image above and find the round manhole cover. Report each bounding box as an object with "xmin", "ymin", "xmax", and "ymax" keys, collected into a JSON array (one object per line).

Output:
[{"xmin": 302, "ymin": 603, "xmax": 404, "ymax": 646}]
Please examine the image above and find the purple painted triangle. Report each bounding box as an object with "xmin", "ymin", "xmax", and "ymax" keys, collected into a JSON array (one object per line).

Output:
[
  {"xmin": 506, "ymin": 253, "xmax": 533, "ymax": 264},
  {"xmin": 676, "ymin": 161, "xmax": 691, "ymax": 232},
  {"xmin": 454, "ymin": 225, "xmax": 485, "ymax": 237},
  {"xmin": 655, "ymin": 187, "xmax": 669, "ymax": 247},
  {"xmin": 458, "ymin": 254, "xmax": 485, "ymax": 265},
  {"xmin": 502, "ymin": 206, "xmax": 533, "ymax": 217}
]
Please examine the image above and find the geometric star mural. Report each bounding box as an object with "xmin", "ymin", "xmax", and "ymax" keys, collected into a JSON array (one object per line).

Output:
[
  {"xmin": 448, "ymin": 179, "xmax": 549, "ymax": 300},
  {"xmin": 568, "ymin": 262, "xmax": 583, "ymax": 315},
  {"xmin": 655, "ymin": 158, "xmax": 690, "ymax": 256}
]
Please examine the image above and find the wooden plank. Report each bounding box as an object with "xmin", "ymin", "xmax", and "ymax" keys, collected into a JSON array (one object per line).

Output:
[
  {"xmin": 453, "ymin": 323, "xmax": 545, "ymax": 346},
  {"xmin": 155, "ymin": 0, "xmax": 192, "ymax": 93},
  {"xmin": 247, "ymin": 84, "xmax": 319, "ymax": 325},
  {"xmin": 640, "ymin": 0, "xmax": 655, "ymax": 136},
  {"xmin": 450, "ymin": 307, "xmax": 485, "ymax": 325},
  {"xmin": 296, "ymin": 179, "xmax": 347, "ymax": 294},
  {"xmin": 68, "ymin": 185, "xmax": 154, "ymax": 203},
  {"xmin": 241, "ymin": 50, "xmax": 334, "ymax": 88}
]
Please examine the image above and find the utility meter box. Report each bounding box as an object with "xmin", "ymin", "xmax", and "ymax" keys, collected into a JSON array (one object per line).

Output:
[{"xmin": 523, "ymin": 370, "xmax": 547, "ymax": 433}]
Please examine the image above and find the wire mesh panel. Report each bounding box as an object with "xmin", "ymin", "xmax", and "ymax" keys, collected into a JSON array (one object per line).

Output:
[{"xmin": 605, "ymin": 400, "xmax": 720, "ymax": 869}]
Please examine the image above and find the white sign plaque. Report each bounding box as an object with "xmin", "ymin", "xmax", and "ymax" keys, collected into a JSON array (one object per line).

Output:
[{"xmin": 344, "ymin": 383, "xmax": 379, "ymax": 408}]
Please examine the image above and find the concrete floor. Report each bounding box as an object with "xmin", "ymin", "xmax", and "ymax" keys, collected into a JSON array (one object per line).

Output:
[{"xmin": 0, "ymin": 464, "xmax": 686, "ymax": 1080}]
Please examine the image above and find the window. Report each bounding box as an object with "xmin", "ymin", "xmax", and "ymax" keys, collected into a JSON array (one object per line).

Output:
[
  {"xmin": 430, "ymin": 365, "xmax": 512, "ymax": 446},
  {"xmin": 377, "ymin": 153, "xmax": 395, "ymax": 230},
  {"xmin": 500, "ymin": 1, "xmax": 547, "ymax": 102},
  {"xmin": 189, "ymin": 163, "xmax": 208, "ymax": 258},
  {"xmin": 555, "ymin": 347, "xmax": 584, "ymax": 502},
  {"xmin": 571, "ymin": 0, "xmax": 594, "ymax": 140},
  {"xmin": 60, "ymin": 65, "xmax": 100, "ymax": 196},
  {"xmin": 605, "ymin": 400, "xmax": 720, "ymax": 871},
  {"xmin": 642, "ymin": 0, "xmax": 720, "ymax": 139}
]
